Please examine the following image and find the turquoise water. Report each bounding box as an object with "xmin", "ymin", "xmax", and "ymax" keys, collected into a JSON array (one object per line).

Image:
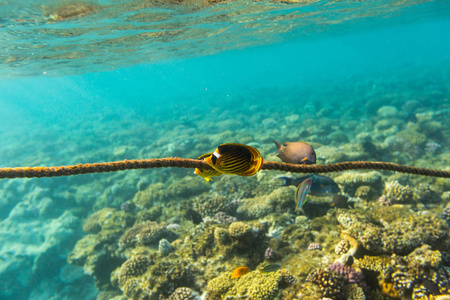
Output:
[{"xmin": 0, "ymin": 0, "xmax": 449, "ymax": 300}]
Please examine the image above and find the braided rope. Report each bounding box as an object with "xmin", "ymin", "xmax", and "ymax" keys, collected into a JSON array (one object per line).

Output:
[{"xmin": 0, "ymin": 158, "xmax": 448, "ymax": 179}]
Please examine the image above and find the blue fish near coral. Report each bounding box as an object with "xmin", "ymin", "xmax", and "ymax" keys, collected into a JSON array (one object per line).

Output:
[
  {"xmin": 295, "ymin": 177, "xmax": 314, "ymax": 212},
  {"xmin": 276, "ymin": 175, "xmax": 340, "ymax": 197}
]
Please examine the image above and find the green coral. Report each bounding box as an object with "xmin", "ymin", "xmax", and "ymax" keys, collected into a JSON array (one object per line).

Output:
[
  {"xmin": 237, "ymin": 187, "xmax": 294, "ymax": 219},
  {"xmin": 333, "ymin": 171, "xmax": 382, "ymax": 195},
  {"xmin": 206, "ymin": 269, "xmax": 296, "ymax": 300},
  {"xmin": 167, "ymin": 176, "xmax": 210, "ymax": 198},
  {"xmin": 119, "ymin": 221, "xmax": 176, "ymax": 248},
  {"xmin": 133, "ymin": 183, "xmax": 166, "ymax": 208},
  {"xmin": 192, "ymin": 193, "xmax": 230, "ymax": 217},
  {"xmin": 337, "ymin": 208, "xmax": 448, "ymax": 255},
  {"xmin": 355, "ymin": 245, "xmax": 450, "ymax": 297},
  {"xmin": 68, "ymin": 209, "xmax": 133, "ymax": 288},
  {"xmin": 118, "ymin": 255, "xmax": 152, "ymax": 286},
  {"xmin": 83, "ymin": 208, "xmax": 135, "ymax": 233},
  {"xmin": 383, "ymin": 180, "xmax": 413, "ymax": 203},
  {"xmin": 396, "ymin": 128, "xmax": 426, "ymax": 146},
  {"xmin": 228, "ymin": 221, "xmax": 252, "ymax": 238},
  {"xmin": 119, "ymin": 255, "xmax": 197, "ymax": 300},
  {"xmin": 344, "ymin": 283, "xmax": 366, "ymax": 300}
]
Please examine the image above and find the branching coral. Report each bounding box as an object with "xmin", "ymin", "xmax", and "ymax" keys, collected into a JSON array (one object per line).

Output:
[{"xmin": 384, "ymin": 180, "xmax": 413, "ymax": 203}]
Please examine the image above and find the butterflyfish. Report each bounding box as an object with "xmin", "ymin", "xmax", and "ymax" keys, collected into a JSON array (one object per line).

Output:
[
  {"xmin": 276, "ymin": 175, "xmax": 340, "ymax": 197},
  {"xmin": 272, "ymin": 141, "xmax": 316, "ymax": 164},
  {"xmin": 204, "ymin": 143, "xmax": 263, "ymax": 177},
  {"xmin": 231, "ymin": 266, "xmax": 250, "ymax": 278},
  {"xmin": 194, "ymin": 152, "xmax": 222, "ymax": 181},
  {"xmin": 295, "ymin": 177, "xmax": 313, "ymax": 212}
]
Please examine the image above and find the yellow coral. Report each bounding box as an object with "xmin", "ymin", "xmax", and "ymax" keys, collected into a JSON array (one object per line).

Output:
[
  {"xmin": 228, "ymin": 222, "xmax": 251, "ymax": 238},
  {"xmin": 118, "ymin": 255, "xmax": 151, "ymax": 286},
  {"xmin": 207, "ymin": 270, "xmax": 296, "ymax": 300},
  {"xmin": 380, "ymin": 280, "xmax": 400, "ymax": 299},
  {"xmin": 354, "ymin": 255, "xmax": 391, "ymax": 274}
]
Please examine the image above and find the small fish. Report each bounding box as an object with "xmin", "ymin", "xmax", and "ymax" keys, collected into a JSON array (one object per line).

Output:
[
  {"xmin": 259, "ymin": 264, "xmax": 282, "ymax": 273},
  {"xmin": 307, "ymin": 243, "xmax": 321, "ymax": 250},
  {"xmin": 194, "ymin": 152, "xmax": 222, "ymax": 181},
  {"xmin": 204, "ymin": 143, "xmax": 263, "ymax": 177},
  {"xmin": 231, "ymin": 266, "xmax": 250, "ymax": 278},
  {"xmin": 272, "ymin": 141, "xmax": 316, "ymax": 164},
  {"xmin": 331, "ymin": 195, "xmax": 354, "ymax": 209},
  {"xmin": 295, "ymin": 178, "xmax": 313, "ymax": 212},
  {"xmin": 276, "ymin": 175, "xmax": 340, "ymax": 197}
]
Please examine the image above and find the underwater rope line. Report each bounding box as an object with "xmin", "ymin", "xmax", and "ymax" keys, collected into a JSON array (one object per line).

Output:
[{"xmin": 0, "ymin": 158, "xmax": 448, "ymax": 179}]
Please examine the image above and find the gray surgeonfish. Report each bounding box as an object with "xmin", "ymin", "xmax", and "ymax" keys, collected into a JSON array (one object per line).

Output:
[{"xmin": 272, "ymin": 141, "xmax": 316, "ymax": 164}]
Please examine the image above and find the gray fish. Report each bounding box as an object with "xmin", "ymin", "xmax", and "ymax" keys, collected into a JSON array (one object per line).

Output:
[
  {"xmin": 331, "ymin": 195, "xmax": 354, "ymax": 209},
  {"xmin": 259, "ymin": 264, "xmax": 282, "ymax": 273},
  {"xmin": 276, "ymin": 175, "xmax": 340, "ymax": 197},
  {"xmin": 272, "ymin": 141, "xmax": 316, "ymax": 164}
]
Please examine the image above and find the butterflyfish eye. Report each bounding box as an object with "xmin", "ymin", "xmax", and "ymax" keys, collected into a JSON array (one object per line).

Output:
[{"xmin": 211, "ymin": 152, "xmax": 219, "ymax": 165}]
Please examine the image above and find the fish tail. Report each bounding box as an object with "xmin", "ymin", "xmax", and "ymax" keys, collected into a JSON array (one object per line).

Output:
[
  {"xmin": 272, "ymin": 141, "xmax": 283, "ymax": 156},
  {"xmin": 276, "ymin": 176, "xmax": 293, "ymax": 186}
]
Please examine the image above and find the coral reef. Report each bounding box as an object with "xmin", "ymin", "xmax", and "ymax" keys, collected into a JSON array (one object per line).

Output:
[
  {"xmin": 334, "ymin": 171, "xmax": 382, "ymax": 196},
  {"xmin": 383, "ymin": 180, "xmax": 413, "ymax": 203},
  {"xmin": 355, "ymin": 245, "xmax": 450, "ymax": 298},
  {"xmin": 118, "ymin": 254, "xmax": 198, "ymax": 300},
  {"xmin": 236, "ymin": 187, "xmax": 294, "ymax": 219},
  {"xmin": 335, "ymin": 239, "xmax": 350, "ymax": 255},
  {"xmin": 192, "ymin": 193, "xmax": 230, "ymax": 218},
  {"xmin": 119, "ymin": 221, "xmax": 177, "ymax": 248},
  {"xmin": 336, "ymin": 208, "xmax": 448, "ymax": 255},
  {"xmin": 206, "ymin": 269, "xmax": 297, "ymax": 300},
  {"xmin": 168, "ymin": 287, "xmax": 199, "ymax": 300},
  {"xmin": 307, "ymin": 263, "xmax": 367, "ymax": 300}
]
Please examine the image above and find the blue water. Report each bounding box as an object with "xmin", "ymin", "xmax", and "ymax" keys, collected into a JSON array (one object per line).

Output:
[{"xmin": 0, "ymin": 0, "xmax": 449, "ymax": 299}]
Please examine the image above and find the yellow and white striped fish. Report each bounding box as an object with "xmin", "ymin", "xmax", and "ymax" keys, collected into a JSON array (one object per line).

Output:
[
  {"xmin": 204, "ymin": 143, "xmax": 263, "ymax": 177},
  {"xmin": 194, "ymin": 152, "xmax": 223, "ymax": 181}
]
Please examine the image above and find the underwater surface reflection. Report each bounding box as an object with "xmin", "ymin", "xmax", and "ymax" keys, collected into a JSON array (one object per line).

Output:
[{"xmin": 0, "ymin": 0, "xmax": 449, "ymax": 300}]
